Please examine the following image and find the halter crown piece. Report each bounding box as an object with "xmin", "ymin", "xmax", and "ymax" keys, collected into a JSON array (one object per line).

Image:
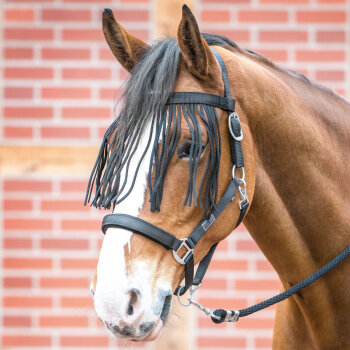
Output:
[{"xmin": 87, "ymin": 48, "xmax": 350, "ymax": 324}]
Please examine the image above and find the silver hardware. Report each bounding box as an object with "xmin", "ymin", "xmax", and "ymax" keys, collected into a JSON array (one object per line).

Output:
[
  {"xmin": 202, "ymin": 213, "xmax": 216, "ymax": 231},
  {"xmin": 224, "ymin": 310, "xmax": 240, "ymax": 322},
  {"xmin": 172, "ymin": 239, "xmax": 193, "ymax": 265},
  {"xmin": 237, "ymin": 178, "xmax": 249, "ymax": 210},
  {"xmin": 232, "ymin": 165, "xmax": 245, "ymax": 182},
  {"xmin": 176, "ymin": 284, "xmax": 221, "ymax": 320},
  {"xmin": 228, "ymin": 112, "xmax": 243, "ymax": 141}
]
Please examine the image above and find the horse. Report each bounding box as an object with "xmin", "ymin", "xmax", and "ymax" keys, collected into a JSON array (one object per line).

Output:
[{"xmin": 88, "ymin": 6, "xmax": 350, "ymax": 349}]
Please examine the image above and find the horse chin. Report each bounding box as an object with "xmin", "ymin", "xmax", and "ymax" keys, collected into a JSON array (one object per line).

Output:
[{"xmin": 141, "ymin": 319, "xmax": 164, "ymax": 342}]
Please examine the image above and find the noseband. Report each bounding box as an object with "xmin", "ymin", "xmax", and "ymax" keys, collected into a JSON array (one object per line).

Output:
[{"xmin": 100, "ymin": 48, "xmax": 249, "ymax": 296}]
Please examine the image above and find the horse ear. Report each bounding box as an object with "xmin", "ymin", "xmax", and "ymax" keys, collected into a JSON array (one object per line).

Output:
[
  {"xmin": 102, "ymin": 9, "xmax": 150, "ymax": 72},
  {"xmin": 177, "ymin": 5, "xmax": 216, "ymax": 79}
]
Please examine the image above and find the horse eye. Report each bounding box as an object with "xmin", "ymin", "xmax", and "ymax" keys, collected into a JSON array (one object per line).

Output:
[{"xmin": 177, "ymin": 141, "xmax": 206, "ymax": 159}]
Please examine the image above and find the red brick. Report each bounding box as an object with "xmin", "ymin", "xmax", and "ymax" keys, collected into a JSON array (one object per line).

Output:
[
  {"xmin": 99, "ymin": 88, "xmax": 121, "ymax": 100},
  {"xmin": 238, "ymin": 10, "xmax": 288, "ymax": 23},
  {"xmin": 256, "ymin": 337, "xmax": 273, "ymax": 348},
  {"xmin": 257, "ymin": 49, "xmax": 288, "ymax": 62},
  {"xmin": 4, "ymin": 106, "xmax": 53, "ymax": 119},
  {"xmin": 4, "ymin": 47, "xmax": 33, "ymax": 59},
  {"xmin": 3, "ymin": 336, "xmax": 51, "ymax": 347},
  {"xmin": 3, "ymin": 199, "xmax": 32, "ymax": 211},
  {"xmin": 201, "ymin": 278, "xmax": 227, "ymax": 289},
  {"xmin": 102, "ymin": 9, "xmax": 149, "ymax": 22},
  {"xmin": 317, "ymin": 31, "xmax": 345, "ymax": 43},
  {"xmin": 202, "ymin": 0, "xmax": 249, "ymax": 2},
  {"xmin": 42, "ymin": 9, "xmax": 91, "ymax": 21},
  {"xmin": 41, "ymin": 238, "xmax": 89, "ymax": 250},
  {"xmin": 5, "ymin": 67, "xmax": 53, "ymax": 79},
  {"xmin": 209, "ymin": 259, "xmax": 248, "ymax": 271},
  {"xmin": 296, "ymin": 50, "xmax": 345, "ymax": 62},
  {"xmin": 41, "ymin": 87, "xmax": 91, "ymax": 99},
  {"xmin": 41, "ymin": 126, "xmax": 90, "ymax": 139},
  {"xmin": 61, "ymin": 219, "xmax": 100, "ymax": 231},
  {"xmin": 42, "ymin": 48, "xmax": 90, "ymax": 60},
  {"xmin": 3, "ymin": 296, "xmax": 52, "ymax": 308},
  {"xmin": 4, "ymin": 179, "xmax": 52, "ymax": 192},
  {"xmin": 61, "ymin": 258, "xmax": 97, "ymax": 269},
  {"xmin": 316, "ymin": 70, "xmax": 345, "ymax": 82},
  {"xmin": 60, "ymin": 336, "xmax": 108, "ymax": 347},
  {"xmin": 297, "ymin": 11, "xmax": 345, "ymax": 23},
  {"xmin": 236, "ymin": 317, "xmax": 274, "ymax": 329},
  {"xmin": 198, "ymin": 297, "xmax": 247, "ymax": 309},
  {"xmin": 197, "ymin": 337, "xmax": 246, "ymax": 348},
  {"xmin": 63, "ymin": 0, "xmax": 112, "ymax": 2},
  {"xmin": 61, "ymin": 296, "xmax": 93, "ymax": 308},
  {"xmin": 5, "ymin": 28, "xmax": 54, "ymax": 41},
  {"xmin": 206, "ymin": 29, "xmax": 250, "ymax": 42},
  {"xmin": 201, "ymin": 10, "xmax": 230, "ymax": 22},
  {"xmin": 41, "ymin": 199, "xmax": 88, "ymax": 211},
  {"xmin": 62, "ymin": 68, "xmax": 111, "ymax": 80},
  {"xmin": 260, "ymin": 0, "xmax": 308, "ymax": 2},
  {"xmin": 40, "ymin": 316, "xmax": 89, "ymax": 327},
  {"xmin": 3, "ymin": 316, "xmax": 32, "ymax": 327},
  {"xmin": 4, "ymin": 238, "xmax": 32, "ymax": 249},
  {"xmin": 60, "ymin": 180, "xmax": 87, "ymax": 192},
  {"xmin": 4, "ymin": 126, "xmax": 33, "ymax": 139},
  {"xmin": 62, "ymin": 107, "xmax": 111, "ymax": 119},
  {"xmin": 4, "ymin": 257, "xmax": 52, "ymax": 269},
  {"xmin": 4, "ymin": 218, "xmax": 52, "ymax": 231},
  {"xmin": 62, "ymin": 29, "xmax": 104, "ymax": 41},
  {"xmin": 257, "ymin": 259, "xmax": 274, "ymax": 271},
  {"xmin": 40, "ymin": 277, "xmax": 89, "ymax": 288},
  {"xmin": 4, "ymin": 87, "xmax": 32, "ymax": 99},
  {"xmin": 129, "ymin": 29, "xmax": 149, "ymax": 41},
  {"xmin": 259, "ymin": 30, "xmax": 308, "ymax": 43},
  {"xmin": 236, "ymin": 239, "xmax": 260, "ymax": 251},
  {"xmin": 5, "ymin": 8, "xmax": 35, "ymax": 21},
  {"xmin": 235, "ymin": 279, "xmax": 282, "ymax": 291},
  {"xmin": 3, "ymin": 277, "xmax": 32, "ymax": 288}
]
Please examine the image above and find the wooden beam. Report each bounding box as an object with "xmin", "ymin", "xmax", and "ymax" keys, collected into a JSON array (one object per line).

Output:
[
  {"xmin": 0, "ymin": 145, "xmax": 98, "ymax": 175},
  {"xmin": 155, "ymin": 0, "xmax": 195, "ymax": 38}
]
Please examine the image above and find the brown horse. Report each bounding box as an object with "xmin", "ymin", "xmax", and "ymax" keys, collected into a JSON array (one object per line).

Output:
[{"xmin": 89, "ymin": 6, "xmax": 350, "ymax": 349}]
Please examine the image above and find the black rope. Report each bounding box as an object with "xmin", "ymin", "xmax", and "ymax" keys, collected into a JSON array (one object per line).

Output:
[{"xmin": 212, "ymin": 245, "xmax": 350, "ymax": 323}]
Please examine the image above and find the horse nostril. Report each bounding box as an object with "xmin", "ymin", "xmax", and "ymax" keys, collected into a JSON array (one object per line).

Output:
[{"xmin": 127, "ymin": 289, "xmax": 140, "ymax": 316}]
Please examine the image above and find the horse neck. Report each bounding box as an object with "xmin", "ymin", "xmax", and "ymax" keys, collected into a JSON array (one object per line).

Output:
[{"xmin": 226, "ymin": 50, "xmax": 350, "ymax": 339}]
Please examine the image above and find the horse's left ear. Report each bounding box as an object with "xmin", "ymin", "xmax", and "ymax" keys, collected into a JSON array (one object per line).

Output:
[
  {"xmin": 177, "ymin": 5, "xmax": 217, "ymax": 79},
  {"xmin": 102, "ymin": 8, "xmax": 150, "ymax": 72}
]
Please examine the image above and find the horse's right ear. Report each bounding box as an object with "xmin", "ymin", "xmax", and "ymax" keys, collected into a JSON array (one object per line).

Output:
[{"xmin": 102, "ymin": 9, "xmax": 150, "ymax": 72}]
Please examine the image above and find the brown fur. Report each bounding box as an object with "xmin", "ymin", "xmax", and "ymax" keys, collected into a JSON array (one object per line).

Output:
[{"xmin": 95, "ymin": 6, "xmax": 350, "ymax": 348}]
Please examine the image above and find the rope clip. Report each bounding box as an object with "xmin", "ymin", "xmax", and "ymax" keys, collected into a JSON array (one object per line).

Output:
[{"xmin": 176, "ymin": 284, "xmax": 221, "ymax": 321}]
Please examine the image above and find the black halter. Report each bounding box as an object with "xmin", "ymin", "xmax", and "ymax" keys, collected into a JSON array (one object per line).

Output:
[{"xmin": 100, "ymin": 48, "xmax": 249, "ymax": 295}]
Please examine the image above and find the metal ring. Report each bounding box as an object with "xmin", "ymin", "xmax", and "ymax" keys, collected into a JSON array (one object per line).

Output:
[
  {"xmin": 176, "ymin": 286, "xmax": 191, "ymax": 307},
  {"xmin": 232, "ymin": 165, "xmax": 245, "ymax": 182},
  {"xmin": 228, "ymin": 112, "xmax": 243, "ymax": 141}
]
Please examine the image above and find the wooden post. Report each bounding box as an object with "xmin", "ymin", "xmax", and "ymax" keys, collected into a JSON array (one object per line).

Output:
[{"xmin": 155, "ymin": 0, "xmax": 195, "ymax": 38}]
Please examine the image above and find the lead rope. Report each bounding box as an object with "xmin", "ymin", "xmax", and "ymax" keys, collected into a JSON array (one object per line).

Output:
[{"xmin": 178, "ymin": 245, "xmax": 350, "ymax": 323}]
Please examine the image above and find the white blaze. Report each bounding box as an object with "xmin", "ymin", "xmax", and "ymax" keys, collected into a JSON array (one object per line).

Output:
[{"xmin": 94, "ymin": 123, "xmax": 154, "ymax": 324}]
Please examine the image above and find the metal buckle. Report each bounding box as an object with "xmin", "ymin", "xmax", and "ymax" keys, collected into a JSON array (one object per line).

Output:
[
  {"xmin": 172, "ymin": 239, "xmax": 193, "ymax": 265},
  {"xmin": 228, "ymin": 112, "xmax": 243, "ymax": 141}
]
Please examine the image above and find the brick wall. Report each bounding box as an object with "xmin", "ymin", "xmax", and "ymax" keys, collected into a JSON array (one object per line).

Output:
[{"xmin": 1, "ymin": 1, "xmax": 349, "ymax": 350}]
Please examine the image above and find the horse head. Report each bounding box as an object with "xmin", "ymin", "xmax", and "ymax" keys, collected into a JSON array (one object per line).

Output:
[{"xmin": 88, "ymin": 5, "xmax": 255, "ymax": 341}]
